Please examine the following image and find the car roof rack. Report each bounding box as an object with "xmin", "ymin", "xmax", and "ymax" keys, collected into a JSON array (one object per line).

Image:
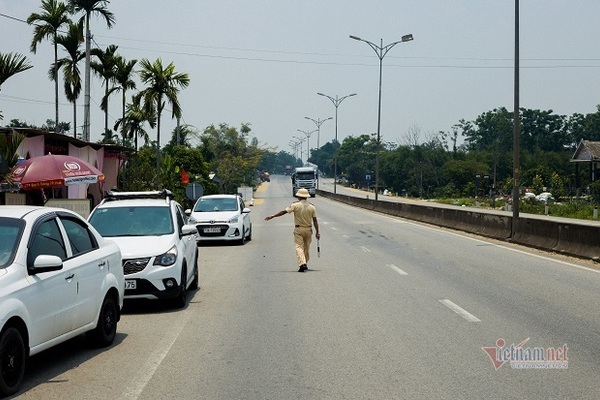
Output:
[{"xmin": 102, "ymin": 189, "xmax": 173, "ymax": 203}]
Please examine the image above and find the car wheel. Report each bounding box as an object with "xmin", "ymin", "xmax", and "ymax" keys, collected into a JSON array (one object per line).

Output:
[
  {"xmin": 172, "ymin": 268, "xmax": 187, "ymax": 308},
  {"xmin": 189, "ymin": 255, "xmax": 199, "ymax": 290},
  {"xmin": 0, "ymin": 326, "xmax": 27, "ymax": 397},
  {"xmin": 247, "ymin": 225, "xmax": 252, "ymax": 241},
  {"xmin": 88, "ymin": 295, "xmax": 118, "ymax": 347},
  {"xmin": 237, "ymin": 227, "xmax": 246, "ymax": 245}
]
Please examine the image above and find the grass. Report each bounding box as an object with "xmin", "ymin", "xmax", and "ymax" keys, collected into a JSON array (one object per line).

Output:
[{"xmin": 433, "ymin": 197, "xmax": 600, "ymax": 221}]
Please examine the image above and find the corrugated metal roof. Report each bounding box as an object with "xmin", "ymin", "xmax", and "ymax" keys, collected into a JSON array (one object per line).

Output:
[{"xmin": 571, "ymin": 140, "xmax": 600, "ymax": 162}]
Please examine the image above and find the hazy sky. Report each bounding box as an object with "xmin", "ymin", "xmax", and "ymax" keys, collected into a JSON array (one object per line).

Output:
[{"xmin": 2, "ymin": 1, "xmax": 600, "ymax": 155}]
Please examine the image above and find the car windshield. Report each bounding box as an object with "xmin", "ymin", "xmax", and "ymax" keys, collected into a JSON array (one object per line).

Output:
[
  {"xmin": 0, "ymin": 217, "xmax": 25, "ymax": 268},
  {"xmin": 194, "ymin": 198, "xmax": 238, "ymax": 212},
  {"xmin": 296, "ymin": 172, "xmax": 315, "ymax": 180},
  {"xmin": 89, "ymin": 206, "xmax": 173, "ymax": 237}
]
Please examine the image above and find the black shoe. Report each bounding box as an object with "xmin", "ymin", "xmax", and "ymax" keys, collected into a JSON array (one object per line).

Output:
[{"xmin": 298, "ymin": 264, "xmax": 307, "ymax": 272}]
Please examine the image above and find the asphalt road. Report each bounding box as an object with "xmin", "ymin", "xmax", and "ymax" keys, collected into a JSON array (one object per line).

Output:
[{"xmin": 14, "ymin": 175, "xmax": 600, "ymax": 399}]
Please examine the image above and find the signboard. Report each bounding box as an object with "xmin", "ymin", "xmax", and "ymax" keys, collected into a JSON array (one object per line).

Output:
[
  {"xmin": 185, "ymin": 182, "xmax": 204, "ymax": 200},
  {"xmin": 45, "ymin": 199, "xmax": 91, "ymax": 218}
]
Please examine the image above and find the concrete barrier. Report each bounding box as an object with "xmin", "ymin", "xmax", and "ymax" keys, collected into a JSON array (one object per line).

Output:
[
  {"xmin": 511, "ymin": 217, "xmax": 559, "ymax": 251},
  {"xmin": 556, "ymin": 223, "xmax": 600, "ymax": 260},
  {"xmin": 317, "ymin": 189, "xmax": 599, "ymax": 261}
]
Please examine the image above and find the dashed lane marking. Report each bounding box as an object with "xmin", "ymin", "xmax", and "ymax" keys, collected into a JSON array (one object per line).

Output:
[{"xmin": 439, "ymin": 299, "xmax": 481, "ymax": 322}]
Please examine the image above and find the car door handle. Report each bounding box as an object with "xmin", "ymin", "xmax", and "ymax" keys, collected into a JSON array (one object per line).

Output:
[
  {"xmin": 65, "ymin": 273, "xmax": 75, "ymax": 280},
  {"xmin": 98, "ymin": 261, "xmax": 106, "ymax": 268}
]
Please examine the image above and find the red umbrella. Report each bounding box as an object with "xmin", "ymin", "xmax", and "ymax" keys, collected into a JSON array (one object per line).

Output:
[{"xmin": 10, "ymin": 154, "xmax": 105, "ymax": 190}]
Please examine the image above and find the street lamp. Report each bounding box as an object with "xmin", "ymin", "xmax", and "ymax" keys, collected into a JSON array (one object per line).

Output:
[
  {"xmin": 304, "ymin": 116, "xmax": 332, "ymax": 150},
  {"xmin": 297, "ymin": 129, "xmax": 316, "ymax": 165},
  {"xmin": 350, "ymin": 33, "xmax": 413, "ymax": 200},
  {"xmin": 317, "ymin": 92, "xmax": 357, "ymax": 194},
  {"xmin": 292, "ymin": 135, "xmax": 305, "ymax": 164}
]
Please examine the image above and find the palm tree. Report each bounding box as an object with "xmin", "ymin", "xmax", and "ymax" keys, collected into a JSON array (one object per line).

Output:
[
  {"xmin": 91, "ymin": 44, "xmax": 118, "ymax": 140},
  {"xmin": 0, "ymin": 130, "xmax": 25, "ymax": 186},
  {"xmin": 109, "ymin": 55, "xmax": 137, "ymax": 144},
  {"xmin": 68, "ymin": 0, "xmax": 115, "ymax": 141},
  {"xmin": 27, "ymin": 0, "xmax": 70, "ymax": 133},
  {"xmin": 0, "ymin": 52, "xmax": 33, "ymax": 120},
  {"xmin": 138, "ymin": 58, "xmax": 189, "ymax": 182},
  {"xmin": 53, "ymin": 22, "xmax": 84, "ymax": 138},
  {"xmin": 114, "ymin": 94, "xmax": 156, "ymax": 151}
]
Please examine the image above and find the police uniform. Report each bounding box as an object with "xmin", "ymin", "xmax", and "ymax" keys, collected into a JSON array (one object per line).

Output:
[
  {"xmin": 285, "ymin": 197, "xmax": 317, "ymax": 268},
  {"xmin": 264, "ymin": 188, "xmax": 320, "ymax": 272}
]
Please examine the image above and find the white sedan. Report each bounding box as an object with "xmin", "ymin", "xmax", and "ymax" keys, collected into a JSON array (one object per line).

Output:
[
  {"xmin": 0, "ymin": 206, "xmax": 124, "ymax": 397},
  {"xmin": 186, "ymin": 194, "xmax": 252, "ymax": 245}
]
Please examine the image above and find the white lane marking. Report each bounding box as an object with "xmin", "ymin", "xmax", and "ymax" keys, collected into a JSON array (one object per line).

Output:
[
  {"xmin": 361, "ymin": 246, "xmax": 371, "ymax": 253},
  {"xmin": 387, "ymin": 264, "xmax": 408, "ymax": 275},
  {"xmin": 342, "ymin": 234, "xmax": 350, "ymax": 238},
  {"xmin": 439, "ymin": 299, "xmax": 481, "ymax": 322},
  {"xmin": 121, "ymin": 311, "xmax": 191, "ymax": 399}
]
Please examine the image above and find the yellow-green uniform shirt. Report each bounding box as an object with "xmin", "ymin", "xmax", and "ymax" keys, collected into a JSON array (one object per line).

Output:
[{"xmin": 285, "ymin": 199, "xmax": 317, "ymax": 227}]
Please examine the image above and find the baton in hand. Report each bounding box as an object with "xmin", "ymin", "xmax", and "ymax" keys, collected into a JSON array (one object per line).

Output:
[{"xmin": 317, "ymin": 239, "xmax": 320, "ymax": 258}]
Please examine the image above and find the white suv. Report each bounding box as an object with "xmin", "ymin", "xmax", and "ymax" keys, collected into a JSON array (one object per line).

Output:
[
  {"xmin": 88, "ymin": 190, "xmax": 198, "ymax": 308},
  {"xmin": 0, "ymin": 206, "xmax": 124, "ymax": 397}
]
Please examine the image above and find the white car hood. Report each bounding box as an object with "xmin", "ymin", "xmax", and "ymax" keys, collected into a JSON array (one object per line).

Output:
[
  {"xmin": 108, "ymin": 236, "xmax": 174, "ymax": 259},
  {"xmin": 192, "ymin": 211, "xmax": 237, "ymax": 223}
]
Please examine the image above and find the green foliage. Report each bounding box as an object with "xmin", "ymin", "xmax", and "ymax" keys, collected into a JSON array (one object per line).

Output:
[
  {"xmin": 532, "ymin": 173, "xmax": 544, "ymax": 194},
  {"xmin": 589, "ymin": 181, "xmax": 600, "ymax": 205},
  {"xmin": 200, "ymin": 123, "xmax": 264, "ymax": 193}
]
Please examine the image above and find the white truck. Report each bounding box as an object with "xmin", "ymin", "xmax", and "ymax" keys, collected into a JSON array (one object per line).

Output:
[{"xmin": 292, "ymin": 166, "xmax": 318, "ymax": 197}]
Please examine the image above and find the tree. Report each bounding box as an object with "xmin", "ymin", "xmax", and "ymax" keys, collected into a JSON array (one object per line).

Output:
[
  {"xmin": 110, "ymin": 55, "xmax": 137, "ymax": 143},
  {"xmin": 113, "ymin": 94, "xmax": 156, "ymax": 150},
  {"xmin": 336, "ymin": 134, "xmax": 376, "ymax": 188},
  {"xmin": 0, "ymin": 130, "xmax": 25, "ymax": 186},
  {"xmin": 68, "ymin": 0, "xmax": 115, "ymax": 141},
  {"xmin": 27, "ymin": 0, "xmax": 70, "ymax": 132},
  {"xmin": 200, "ymin": 123, "xmax": 263, "ymax": 192},
  {"xmin": 53, "ymin": 21, "xmax": 85, "ymax": 138},
  {"xmin": 138, "ymin": 58, "xmax": 189, "ymax": 182},
  {"xmin": 91, "ymin": 44, "xmax": 118, "ymax": 141},
  {"xmin": 0, "ymin": 52, "xmax": 33, "ymax": 120}
]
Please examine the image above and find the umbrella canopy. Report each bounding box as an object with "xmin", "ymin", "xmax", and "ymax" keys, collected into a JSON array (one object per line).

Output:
[{"xmin": 10, "ymin": 154, "xmax": 105, "ymax": 190}]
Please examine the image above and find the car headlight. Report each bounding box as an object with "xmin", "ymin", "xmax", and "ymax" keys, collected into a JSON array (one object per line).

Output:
[
  {"xmin": 154, "ymin": 245, "xmax": 178, "ymax": 266},
  {"xmin": 229, "ymin": 215, "xmax": 239, "ymax": 223},
  {"xmin": 188, "ymin": 216, "xmax": 198, "ymax": 224}
]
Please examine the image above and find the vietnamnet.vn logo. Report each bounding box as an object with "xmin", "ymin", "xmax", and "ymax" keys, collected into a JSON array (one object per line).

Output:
[{"xmin": 482, "ymin": 338, "xmax": 568, "ymax": 370}]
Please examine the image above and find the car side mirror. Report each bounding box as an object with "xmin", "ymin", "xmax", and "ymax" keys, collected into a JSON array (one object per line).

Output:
[
  {"xmin": 181, "ymin": 224, "xmax": 198, "ymax": 237},
  {"xmin": 28, "ymin": 255, "xmax": 63, "ymax": 275},
  {"xmin": 242, "ymin": 207, "xmax": 251, "ymax": 214}
]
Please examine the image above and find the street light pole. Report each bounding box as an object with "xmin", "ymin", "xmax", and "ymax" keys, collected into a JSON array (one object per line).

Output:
[
  {"xmin": 350, "ymin": 34, "xmax": 413, "ymax": 200},
  {"xmin": 305, "ymin": 116, "xmax": 332, "ymax": 150},
  {"xmin": 317, "ymin": 92, "xmax": 357, "ymax": 194},
  {"xmin": 292, "ymin": 135, "xmax": 305, "ymax": 164},
  {"xmin": 297, "ymin": 129, "xmax": 316, "ymax": 165},
  {"xmin": 512, "ymin": 0, "xmax": 520, "ymax": 237}
]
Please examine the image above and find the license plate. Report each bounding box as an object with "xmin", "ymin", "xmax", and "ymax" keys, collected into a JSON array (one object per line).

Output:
[
  {"xmin": 125, "ymin": 280, "xmax": 137, "ymax": 290},
  {"xmin": 204, "ymin": 227, "xmax": 221, "ymax": 233}
]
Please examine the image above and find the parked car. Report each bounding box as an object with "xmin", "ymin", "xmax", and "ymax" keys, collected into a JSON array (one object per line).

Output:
[
  {"xmin": 186, "ymin": 194, "xmax": 252, "ymax": 245},
  {"xmin": 0, "ymin": 206, "xmax": 124, "ymax": 397},
  {"xmin": 88, "ymin": 190, "xmax": 198, "ymax": 308}
]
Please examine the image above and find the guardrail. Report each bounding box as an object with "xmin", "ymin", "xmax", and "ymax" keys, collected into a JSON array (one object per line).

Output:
[{"xmin": 317, "ymin": 190, "xmax": 600, "ymax": 262}]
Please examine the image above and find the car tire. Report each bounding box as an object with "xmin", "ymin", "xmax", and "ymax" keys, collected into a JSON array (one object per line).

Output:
[
  {"xmin": 247, "ymin": 225, "xmax": 252, "ymax": 241},
  {"xmin": 88, "ymin": 295, "xmax": 118, "ymax": 347},
  {"xmin": 237, "ymin": 228, "xmax": 246, "ymax": 246},
  {"xmin": 172, "ymin": 268, "xmax": 187, "ymax": 309},
  {"xmin": 189, "ymin": 254, "xmax": 199, "ymax": 290},
  {"xmin": 0, "ymin": 326, "xmax": 27, "ymax": 397}
]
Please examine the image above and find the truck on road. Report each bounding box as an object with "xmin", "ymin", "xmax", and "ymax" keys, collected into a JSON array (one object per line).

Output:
[{"xmin": 292, "ymin": 166, "xmax": 318, "ymax": 197}]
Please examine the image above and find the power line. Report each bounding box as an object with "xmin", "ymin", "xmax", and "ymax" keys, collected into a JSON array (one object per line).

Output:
[{"xmin": 3, "ymin": 11, "xmax": 599, "ymax": 68}]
